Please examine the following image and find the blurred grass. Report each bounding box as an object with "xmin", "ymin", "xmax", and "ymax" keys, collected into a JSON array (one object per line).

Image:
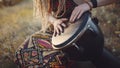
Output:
[
  {"xmin": 92, "ymin": 4, "xmax": 120, "ymax": 56},
  {"xmin": 0, "ymin": 0, "xmax": 41, "ymax": 68}
]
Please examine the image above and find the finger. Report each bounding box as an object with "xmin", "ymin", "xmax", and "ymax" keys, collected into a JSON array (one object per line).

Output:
[
  {"xmin": 70, "ymin": 10, "xmax": 76, "ymax": 22},
  {"xmin": 70, "ymin": 7, "xmax": 77, "ymax": 22},
  {"xmin": 70, "ymin": 8, "xmax": 77, "ymax": 22},
  {"xmin": 77, "ymin": 11, "xmax": 83, "ymax": 19},
  {"xmin": 60, "ymin": 25, "xmax": 64, "ymax": 33},
  {"xmin": 71, "ymin": 11, "xmax": 80, "ymax": 22},
  {"xmin": 61, "ymin": 23, "xmax": 67, "ymax": 28},
  {"xmin": 53, "ymin": 29, "xmax": 57, "ymax": 37},
  {"xmin": 57, "ymin": 25, "xmax": 63, "ymax": 34},
  {"xmin": 70, "ymin": 8, "xmax": 80, "ymax": 22},
  {"xmin": 55, "ymin": 27, "xmax": 60, "ymax": 36},
  {"xmin": 53, "ymin": 26, "xmax": 59, "ymax": 36}
]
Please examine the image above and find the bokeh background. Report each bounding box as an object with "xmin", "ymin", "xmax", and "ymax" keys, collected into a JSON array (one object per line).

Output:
[{"xmin": 0, "ymin": 0, "xmax": 120, "ymax": 68}]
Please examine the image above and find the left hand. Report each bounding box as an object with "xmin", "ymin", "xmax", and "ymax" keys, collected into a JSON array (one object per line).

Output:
[
  {"xmin": 69, "ymin": 3, "xmax": 92, "ymax": 23},
  {"xmin": 53, "ymin": 18, "xmax": 68, "ymax": 36}
]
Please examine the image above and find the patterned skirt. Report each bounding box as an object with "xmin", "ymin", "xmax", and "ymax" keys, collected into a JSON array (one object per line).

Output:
[{"xmin": 15, "ymin": 31, "xmax": 74, "ymax": 68}]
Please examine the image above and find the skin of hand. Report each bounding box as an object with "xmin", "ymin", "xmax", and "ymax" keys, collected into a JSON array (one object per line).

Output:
[
  {"xmin": 52, "ymin": 18, "xmax": 68, "ymax": 36},
  {"xmin": 69, "ymin": 2, "xmax": 92, "ymax": 22},
  {"xmin": 49, "ymin": 2, "xmax": 93, "ymax": 36}
]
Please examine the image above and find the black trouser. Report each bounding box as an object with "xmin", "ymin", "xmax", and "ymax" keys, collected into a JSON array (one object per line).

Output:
[
  {"xmin": 63, "ymin": 29, "xmax": 120, "ymax": 68},
  {"xmin": 92, "ymin": 48, "xmax": 120, "ymax": 68}
]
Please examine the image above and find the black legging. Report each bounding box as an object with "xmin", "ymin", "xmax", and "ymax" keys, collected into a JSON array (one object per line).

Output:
[{"xmin": 92, "ymin": 48, "xmax": 120, "ymax": 68}]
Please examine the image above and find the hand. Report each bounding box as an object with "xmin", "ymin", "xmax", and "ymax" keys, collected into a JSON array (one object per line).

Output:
[
  {"xmin": 70, "ymin": 3, "xmax": 92, "ymax": 22},
  {"xmin": 53, "ymin": 18, "xmax": 68, "ymax": 36}
]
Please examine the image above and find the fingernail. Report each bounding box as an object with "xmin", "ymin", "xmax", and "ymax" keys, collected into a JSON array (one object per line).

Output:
[{"xmin": 59, "ymin": 33, "xmax": 61, "ymax": 35}]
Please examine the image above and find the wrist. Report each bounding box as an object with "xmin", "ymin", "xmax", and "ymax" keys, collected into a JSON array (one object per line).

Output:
[
  {"xmin": 85, "ymin": 1, "xmax": 93, "ymax": 10},
  {"xmin": 90, "ymin": 0, "xmax": 97, "ymax": 8},
  {"xmin": 48, "ymin": 15, "xmax": 57, "ymax": 24}
]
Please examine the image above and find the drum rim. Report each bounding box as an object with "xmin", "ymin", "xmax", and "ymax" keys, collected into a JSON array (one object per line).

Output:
[{"xmin": 52, "ymin": 11, "xmax": 91, "ymax": 49}]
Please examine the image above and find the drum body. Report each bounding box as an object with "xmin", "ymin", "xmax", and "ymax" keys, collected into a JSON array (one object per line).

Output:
[
  {"xmin": 52, "ymin": 12, "xmax": 104, "ymax": 60},
  {"xmin": 63, "ymin": 23, "xmax": 104, "ymax": 61}
]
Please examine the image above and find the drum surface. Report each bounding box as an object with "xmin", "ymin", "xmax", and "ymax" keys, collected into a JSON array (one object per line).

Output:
[{"xmin": 52, "ymin": 12, "xmax": 91, "ymax": 49}]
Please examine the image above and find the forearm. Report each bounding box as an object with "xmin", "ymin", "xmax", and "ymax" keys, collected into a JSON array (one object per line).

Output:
[
  {"xmin": 97, "ymin": 0, "xmax": 117, "ymax": 7},
  {"xmin": 85, "ymin": 0, "xmax": 117, "ymax": 8}
]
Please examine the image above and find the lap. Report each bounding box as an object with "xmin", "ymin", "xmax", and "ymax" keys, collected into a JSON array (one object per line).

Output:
[{"xmin": 15, "ymin": 32, "xmax": 69, "ymax": 68}]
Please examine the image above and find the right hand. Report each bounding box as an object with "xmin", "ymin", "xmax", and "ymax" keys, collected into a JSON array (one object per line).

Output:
[
  {"xmin": 52, "ymin": 18, "xmax": 68, "ymax": 36},
  {"xmin": 70, "ymin": 2, "xmax": 92, "ymax": 22}
]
